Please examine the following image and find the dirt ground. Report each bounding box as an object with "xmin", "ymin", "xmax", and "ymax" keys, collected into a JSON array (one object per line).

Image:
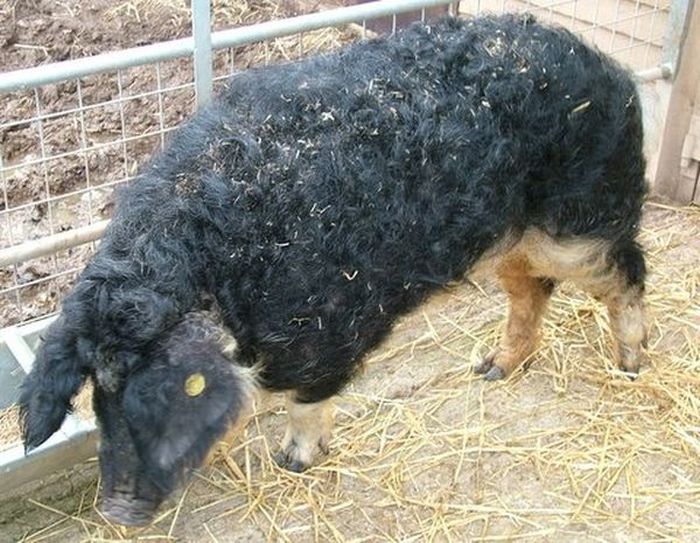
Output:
[{"xmin": 0, "ymin": 202, "xmax": 699, "ymax": 542}]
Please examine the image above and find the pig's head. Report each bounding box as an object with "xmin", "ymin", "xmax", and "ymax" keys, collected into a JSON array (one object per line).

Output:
[{"xmin": 19, "ymin": 308, "xmax": 253, "ymax": 526}]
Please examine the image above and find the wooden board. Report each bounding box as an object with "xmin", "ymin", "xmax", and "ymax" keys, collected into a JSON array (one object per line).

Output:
[{"xmin": 650, "ymin": 0, "xmax": 700, "ymax": 203}]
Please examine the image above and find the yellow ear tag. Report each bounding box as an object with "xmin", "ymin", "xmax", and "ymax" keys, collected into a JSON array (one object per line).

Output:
[{"xmin": 185, "ymin": 373, "xmax": 206, "ymax": 397}]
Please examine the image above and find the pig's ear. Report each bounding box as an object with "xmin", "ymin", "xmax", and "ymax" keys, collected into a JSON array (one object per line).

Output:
[
  {"xmin": 19, "ymin": 317, "xmax": 89, "ymax": 450},
  {"xmin": 122, "ymin": 332, "xmax": 253, "ymax": 490}
]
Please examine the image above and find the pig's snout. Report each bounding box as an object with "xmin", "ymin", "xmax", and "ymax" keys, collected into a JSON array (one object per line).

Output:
[{"xmin": 101, "ymin": 493, "xmax": 160, "ymax": 527}]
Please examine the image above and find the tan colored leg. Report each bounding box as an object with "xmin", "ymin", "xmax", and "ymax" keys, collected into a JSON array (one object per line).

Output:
[
  {"xmin": 475, "ymin": 257, "xmax": 553, "ymax": 380},
  {"xmin": 475, "ymin": 229, "xmax": 647, "ymax": 378},
  {"xmin": 573, "ymin": 260, "xmax": 646, "ymax": 376},
  {"xmin": 605, "ymin": 286, "xmax": 646, "ymax": 374},
  {"xmin": 567, "ymin": 240, "xmax": 646, "ymax": 375},
  {"xmin": 275, "ymin": 393, "xmax": 333, "ymax": 472}
]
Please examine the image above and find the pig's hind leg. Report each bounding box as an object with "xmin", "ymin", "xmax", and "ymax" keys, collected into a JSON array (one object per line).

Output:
[
  {"xmin": 474, "ymin": 255, "xmax": 554, "ymax": 381},
  {"xmin": 585, "ymin": 240, "xmax": 647, "ymax": 376},
  {"xmin": 475, "ymin": 232, "xmax": 647, "ymax": 380}
]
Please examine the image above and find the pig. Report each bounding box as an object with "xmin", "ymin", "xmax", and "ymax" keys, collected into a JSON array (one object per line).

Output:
[{"xmin": 19, "ymin": 14, "xmax": 647, "ymax": 525}]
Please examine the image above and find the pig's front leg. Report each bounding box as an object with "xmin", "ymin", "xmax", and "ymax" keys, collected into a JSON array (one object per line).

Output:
[{"xmin": 274, "ymin": 393, "xmax": 333, "ymax": 472}]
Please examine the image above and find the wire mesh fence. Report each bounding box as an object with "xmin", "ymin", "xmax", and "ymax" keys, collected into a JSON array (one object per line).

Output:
[
  {"xmin": 0, "ymin": 0, "xmax": 677, "ymax": 328},
  {"xmin": 460, "ymin": 0, "xmax": 671, "ymax": 71},
  {"xmin": 0, "ymin": 55, "xmax": 197, "ymax": 326}
]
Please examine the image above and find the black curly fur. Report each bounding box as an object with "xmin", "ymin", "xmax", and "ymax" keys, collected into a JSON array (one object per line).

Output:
[{"xmin": 20, "ymin": 13, "xmax": 646, "ymax": 499}]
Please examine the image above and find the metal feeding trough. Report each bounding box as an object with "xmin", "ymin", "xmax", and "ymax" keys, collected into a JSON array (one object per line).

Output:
[{"xmin": 0, "ymin": 318, "xmax": 97, "ymax": 492}]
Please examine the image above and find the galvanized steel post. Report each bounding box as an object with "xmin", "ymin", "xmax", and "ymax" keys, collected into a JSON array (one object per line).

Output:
[
  {"xmin": 192, "ymin": 0, "xmax": 214, "ymax": 107},
  {"xmin": 662, "ymin": 0, "xmax": 693, "ymax": 70}
]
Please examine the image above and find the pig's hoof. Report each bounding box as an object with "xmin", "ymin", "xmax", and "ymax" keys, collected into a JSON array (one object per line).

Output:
[
  {"xmin": 474, "ymin": 351, "xmax": 507, "ymax": 381},
  {"xmin": 274, "ymin": 437, "xmax": 328, "ymax": 473},
  {"xmin": 619, "ymin": 363, "xmax": 640, "ymax": 381},
  {"xmin": 618, "ymin": 345, "xmax": 642, "ymax": 380},
  {"xmin": 101, "ymin": 496, "xmax": 157, "ymax": 527},
  {"xmin": 484, "ymin": 365, "xmax": 506, "ymax": 381},
  {"xmin": 273, "ymin": 450, "xmax": 309, "ymax": 473},
  {"xmin": 277, "ymin": 396, "xmax": 332, "ymax": 472}
]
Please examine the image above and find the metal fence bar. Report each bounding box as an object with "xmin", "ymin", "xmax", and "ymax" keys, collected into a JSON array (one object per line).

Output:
[
  {"xmin": 0, "ymin": 38, "xmax": 194, "ymax": 94},
  {"xmin": 643, "ymin": 1, "xmax": 662, "ymax": 67},
  {"xmin": 76, "ymin": 80, "xmax": 94, "ymax": 223},
  {"xmin": 192, "ymin": 0, "xmax": 213, "ymax": 107},
  {"xmin": 636, "ymin": 63, "xmax": 674, "ymax": 81},
  {"xmin": 33, "ymin": 90, "xmax": 56, "ymax": 239},
  {"xmin": 116, "ymin": 70, "xmax": 130, "ymax": 182},
  {"xmin": 0, "ymin": 221, "xmax": 108, "ymax": 268},
  {"xmin": 155, "ymin": 63, "xmax": 167, "ymax": 150},
  {"xmin": 662, "ymin": 0, "xmax": 692, "ymax": 68}
]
